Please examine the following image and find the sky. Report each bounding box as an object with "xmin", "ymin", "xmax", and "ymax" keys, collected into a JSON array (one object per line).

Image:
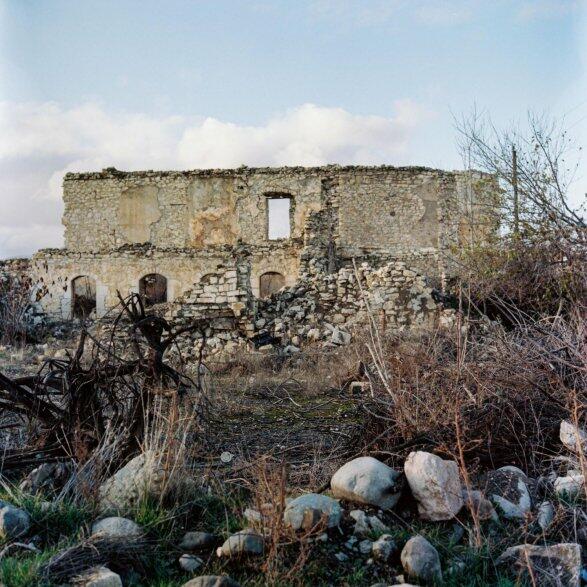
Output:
[{"xmin": 0, "ymin": 0, "xmax": 586, "ymax": 258}]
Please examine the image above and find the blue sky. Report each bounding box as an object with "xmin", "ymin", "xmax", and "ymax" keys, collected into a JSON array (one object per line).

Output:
[{"xmin": 1, "ymin": 0, "xmax": 586, "ymax": 257}]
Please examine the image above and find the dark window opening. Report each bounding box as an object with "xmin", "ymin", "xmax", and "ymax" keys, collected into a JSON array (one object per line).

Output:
[
  {"xmin": 267, "ymin": 196, "xmax": 291, "ymax": 239},
  {"xmin": 72, "ymin": 276, "xmax": 96, "ymax": 319},
  {"xmin": 259, "ymin": 271, "xmax": 285, "ymax": 298},
  {"xmin": 139, "ymin": 273, "xmax": 167, "ymax": 306}
]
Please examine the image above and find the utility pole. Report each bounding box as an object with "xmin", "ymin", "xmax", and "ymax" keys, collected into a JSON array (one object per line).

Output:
[{"xmin": 512, "ymin": 145, "xmax": 520, "ymax": 236}]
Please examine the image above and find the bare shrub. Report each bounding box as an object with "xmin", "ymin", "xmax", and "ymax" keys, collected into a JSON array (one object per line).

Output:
[
  {"xmin": 0, "ymin": 270, "xmax": 34, "ymax": 346},
  {"xmin": 357, "ymin": 312, "xmax": 585, "ymax": 473}
]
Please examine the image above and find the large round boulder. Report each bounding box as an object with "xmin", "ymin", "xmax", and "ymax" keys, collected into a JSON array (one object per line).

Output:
[{"xmin": 331, "ymin": 457, "xmax": 402, "ymax": 509}]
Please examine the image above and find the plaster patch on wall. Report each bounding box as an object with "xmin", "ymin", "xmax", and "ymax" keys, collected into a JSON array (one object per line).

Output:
[
  {"xmin": 118, "ymin": 186, "xmax": 161, "ymax": 243},
  {"xmin": 189, "ymin": 178, "xmax": 238, "ymax": 247}
]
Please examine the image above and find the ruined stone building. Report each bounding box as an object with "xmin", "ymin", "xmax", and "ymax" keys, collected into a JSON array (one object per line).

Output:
[{"xmin": 28, "ymin": 165, "xmax": 494, "ymax": 350}]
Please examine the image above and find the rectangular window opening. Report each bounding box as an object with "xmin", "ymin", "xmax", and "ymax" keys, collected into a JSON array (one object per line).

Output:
[{"xmin": 267, "ymin": 197, "xmax": 291, "ymax": 239}]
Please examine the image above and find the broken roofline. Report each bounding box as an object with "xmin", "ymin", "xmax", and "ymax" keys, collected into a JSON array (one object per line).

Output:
[{"xmin": 64, "ymin": 164, "xmax": 491, "ymax": 181}]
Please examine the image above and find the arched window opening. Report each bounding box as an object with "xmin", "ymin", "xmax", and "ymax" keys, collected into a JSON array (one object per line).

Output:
[
  {"xmin": 139, "ymin": 273, "xmax": 167, "ymax": 306},
  {"xmin": 259, "ymin": 271, "xmax": 285, "ymax": 299},
  {"xmin": 72, "ymin": 276, "xmax": 96, "ymax": 319}
]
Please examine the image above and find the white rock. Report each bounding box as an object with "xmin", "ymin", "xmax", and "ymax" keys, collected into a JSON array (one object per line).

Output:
[
  {"xmin": 0, "ymin": 504, "xmax": 30, "ymax": 540},
  {"xmin": 401, "ymin": 535, "xmax": 442, "ymax": 584},
  {"xmin": 554, "ymin": 472, "xmax": 585, "ymax": 499},
  {"xmin": 218, "ymin": 529, "xmax": 264, "ymax": 557},
  {"xmin": 331, "ymin": 457, "xmax": 402, "ymax": 509},
  {"xmin": 404, "ymin": 451, "xmax": 463, "ymax": 521},
  {"xmin": 72, "ymin": 566, "xmax": 122, "ymax": 587},
  {"xmin": 98, "ymin": 452, "xmax": 164, "ymax": 513},
  {"xmin": 560, "ymin": 420, "xmax": 587, "ymax": 453},
  {"xmin": 372, "ymin": 534, "xmax": 396, "ymax": 561},
  {"xmin": 497, "ymin": 543, "xmax": 582, "ymax": 587},
  {"xmin": 283, "ymin": 494, "xmax": 342, "ymax": 531},
  {"xmin": 486, "ymin": 466, "xmax": 531, "ymax": 520},
  {"xmin": 179, "ymin": 554, "xmax": 203, "ymax": 572},
  {"xmin": 91, "ymin": 517, "xmax": 143, "ymax": 539}
]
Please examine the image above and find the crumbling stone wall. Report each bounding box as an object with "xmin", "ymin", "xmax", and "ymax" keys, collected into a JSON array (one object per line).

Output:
[{"xmin": 28, "ymin": 164, "xmax": 495, "ymax": 329}]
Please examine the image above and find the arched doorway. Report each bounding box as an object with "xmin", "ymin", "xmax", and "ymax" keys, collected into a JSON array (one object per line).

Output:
[
  {"xmin": 139, "ymin": 273, "xmax": 167, "ymax": 306},
  {"xmin": 72, "ymin": 276, "xmax": 96, "ymax": 319},
  {"xmin": 259, "ymin": 271, "xmax": 285, "ymax": 298}
]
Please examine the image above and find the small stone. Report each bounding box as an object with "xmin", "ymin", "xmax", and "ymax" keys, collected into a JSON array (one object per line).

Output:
[
  {"xmin": 218, "ymin": 529, "xmax": 264, "ymax": 557},
  {"xmin": 72, "ymin": 566, "xmax": 122, "ymax": 587},
  {"xmin": 220, "ymin": 451, "xmax": 234, "ymax": 464},
  {"xmin": 401, "ymin": 535, "xmax": 442, "ymax": 584},
  {"xmin": 349, "ymin": 510, "xmax": 371, "ymax": 535},
  {"xmin": 334, "ymin": 552, "xmax": 348, "ymax": 562},
  {"xmin": 536, "ymin": 501, "xmax": 555, "ymax": 531},
  {"xmin": 182, "ymin": 577, "xmax": 241, "ymax": 587},
  {"xmin": 560, "ymin": 420, "xmax": 587, "ymax": 453},
  {"xmin": 0, "ymin": 504, "xmax": 31, "ymax": 540},
  {"xmin": 404, "ymin": 451, "xmax": 463, "ymax": 521},
  {"xmin": 554, "ymin": 472, "xmax": 585, "ymax": 499},
  {"xmin": 358, "ymin": 539, "xmax": 373, "ymax": 554},
  {"xmin": 497, "ymin": 543, "xmax": 581, "ymax": 586},
  {"xmin": 91, "ymin": 517, "xmax": 143, "ymax": 539},
  {"xmin": 462, "ymin": 489, "xmax": 498, "ymax": 521},
  {"xmin": 368, "ymin": 515, "xmax": 390, "ymax": 533},
  {"xmin": 372, "ymin": 534, "xmax": 396, "ymax": 561},
  {"xmin": 486, "ymin": 466, "xmax": 531, "ymax": 520},
  {"xmin": 179, "ymin": 531, "xmax": 219, "ymax": 551},
  {"xmin": 179, "ymin": 554, "xmax": 203, "ymax": 572},
  {"xmin": 283, "ymin": 494, "xmax": 342, "ymax": 531},
  {"xmin": 331, "ymin": 456, "xmax": 403, "ymax": 509}
]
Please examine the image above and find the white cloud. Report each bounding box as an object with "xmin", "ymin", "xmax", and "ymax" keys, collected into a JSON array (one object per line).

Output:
[{"xmin": 0, "ymin": 100, "xmax": 429, "ymax": 258}]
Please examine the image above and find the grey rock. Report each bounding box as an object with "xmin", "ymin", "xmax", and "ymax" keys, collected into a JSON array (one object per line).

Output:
[
  {"xmin": 401, "ymin": 535, "xmax": 442, "ymax": 584},
  {"xmin": 486, "ymin": 466, "xmax": 531, "ymax": 520},
  {"xmin": 98, "ymin": 452, "xmax": 164, "ymax": 513},
  {"xmin": 91, "ymin": 517, "xmax": 143, "ymax": 539},
  {"xmin": 331, "ymin": 456, "xmax": 403, "ymax": 509},
  {"xmin": 182, "ymin": 577, "xmax": 241, "ymax": 587},
  {"xmin": 372, "ymin": 534, "xmax": 396, "ymax": 561},
  {"xmin": 554, "ymin": 472, "xmax": 585, "ymax": 498},
  {"xmin": 283, "ymin": 493, "xmax": 342, "ymax": 531},
  {"xmin": 462, "ymin": 489, "xmax": 498, "ymax": 521},
  {"xmin": 404, "ymin": 451, "xmax": 463, "ymax": 521},
  {"xmin": 19, "ymin": 462, "xmax": 69, "ymax": 495},
  {"xmin": 497, "ymin": 543, "xmax": 582, "ymax": 586},
  {"xmin": 0, "ymin": 504, "xmax": 31, "ymax": 540},
  {"xmin": 72, "ymin": 566, "xmax": 122, "ymax": 587},
  {"xmin": 560, "ymin": 420, "xmax": 587, "ymax": 453},
  {"xmin": 179, "ymin": 531, "xmax": 219, "ymax": 551},
  {"xmin": 179, "ymin": 554, "xmax": 203, "ymax": 572},
  {"xmin": 537, "ymin": 501, "xmax": 555, "ymax": 531},
  {"xmin": 331, "ymin": 327, "xmax": 351, "ymax": 345},
  {"xmin": 358, "ymin": 539, "xmax": 373, "ymax": 554},
  {"xmin": 218, "ymin": 529, "xmax": 264, "ymax": 557}
]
